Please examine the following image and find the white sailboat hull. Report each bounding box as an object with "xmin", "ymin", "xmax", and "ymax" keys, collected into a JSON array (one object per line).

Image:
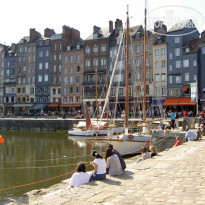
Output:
[
  {"xmin": 68, "ymin": 127, "xmax": 125, "ymax": 136},
  {"xmin": 87, "ymin": 135, "xmax": 150, "ymax": 155}
]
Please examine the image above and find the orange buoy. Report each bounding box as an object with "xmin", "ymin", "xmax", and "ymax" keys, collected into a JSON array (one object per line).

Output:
[{"xmin": 0, "ymin": 136, "xmax": 5, "ymax": 143}]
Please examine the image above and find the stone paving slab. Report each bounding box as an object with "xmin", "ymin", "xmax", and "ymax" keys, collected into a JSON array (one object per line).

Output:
[{"xmin": 1, "ymin": 138, "xmax": 205, "ymax": 205}]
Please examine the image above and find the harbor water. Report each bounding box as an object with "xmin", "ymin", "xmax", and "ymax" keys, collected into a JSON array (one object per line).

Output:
[{"xmin": 0, "ymin": 130, "xmax": 105, "ymax": 201}]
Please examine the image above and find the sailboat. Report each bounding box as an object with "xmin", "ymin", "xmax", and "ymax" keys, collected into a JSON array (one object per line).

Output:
[
  {"xmin": 68, "ymin": 103, "xmax": 125, "ymax": 136},
  {"xmin": 87, "ymin": 3, "xmax": 151, "ymax": 155}
]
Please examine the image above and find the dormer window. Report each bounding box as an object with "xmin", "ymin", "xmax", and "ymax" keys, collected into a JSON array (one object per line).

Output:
[
  {"xmin": 77, "ymin": 45, "xmax": 80, "ymax": 49},
  {"xmin": 185, "ymin": 48, "xmax": 190, "ymax": 52},
  {"xmin": 93, "ymin": 33, "xmax": 98, "ymax": 39},
  {"xmin": 67, "ymin": 46, "xmax": 70, "ymax": 51}
]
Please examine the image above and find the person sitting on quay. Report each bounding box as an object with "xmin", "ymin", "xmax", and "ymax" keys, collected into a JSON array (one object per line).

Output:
[
  {"xmin": 196, "ymin": 127, "xmax": 202, "ymax": 140},
  {"xmin": 105, "ymin": 148, "xmax": 123, "ymax": 176},
  {"xmin": 68, "ymin": 162, "xmax": 92, "ymax": 189},
  {"xmin": 136, "ymin": 146, "xmax": 151, "ymax": 163},
  {"xmin": 158, "ymin": 121, "xmax": 165, "ymax": 132},
  {"xmin": 150, "ymin": 146, "xmax": 158, "ymax": 157},
  {"xmin": 107, "ymin": 144, "xmax": 126, "ymax": 171},
  {"xmin": 172, "ymin": 136, "xmax": 182, "ymax": 148},
  {"xmin": 185, "ymin": 130, "xmax": 197, "ymax": 142},
  {"xmin": 163, "ymin": 121, "xmax": 172, "ymax": 136},
  {"xmin": 200, "ymin": 124, "xmax": 205, "ymax": 137},
  {"xmin": 90, "ymin": 150, "xmax": 106, "ymax": 180}
]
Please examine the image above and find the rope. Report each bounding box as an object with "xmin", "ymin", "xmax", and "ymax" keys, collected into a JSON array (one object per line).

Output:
[{"xmin": 0, "ymin": 163, "xmax": 92, "ymax": 191}]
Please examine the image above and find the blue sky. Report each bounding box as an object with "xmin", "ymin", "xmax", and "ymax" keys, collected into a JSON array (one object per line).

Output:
[{"xmin": 1, "ymin": 0, "xmax": 204, "ymax": 45}]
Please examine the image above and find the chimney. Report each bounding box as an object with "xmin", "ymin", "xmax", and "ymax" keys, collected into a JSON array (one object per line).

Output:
[
  {"xmin": 115, "ymin": 19, "xmax": 122, "ymax": 34},
  {"xmin": 30, "ymin": 28, "xmax": 41, "ymax": 42},
  {"xmin": 154, "ymin": 21, "xmax": 167, "ymax": 33},
  {"xmin": 201, "ymin": 31, "xmax": 205, "ymax": 39},
  {"xmin": 44, "ymin": 28, "xmax": 55, "ymax": 38},
  {"xmin": 109, "ymin": 20, "xmax": 113, "ymax": 33}
]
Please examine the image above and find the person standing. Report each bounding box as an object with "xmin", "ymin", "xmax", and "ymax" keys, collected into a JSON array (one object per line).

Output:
[
  {"xmin": 175, "ymin": 112, "xmax": 179, "ymax": 129},
  {"xmin": 169, "ymin": 110, "xmax": 175, "ymax": 130}
]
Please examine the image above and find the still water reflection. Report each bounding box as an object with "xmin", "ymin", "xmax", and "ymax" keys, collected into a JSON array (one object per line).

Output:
[{"xmin": 0, "ymin": 131, "xmax": 105, "ymax": 200}]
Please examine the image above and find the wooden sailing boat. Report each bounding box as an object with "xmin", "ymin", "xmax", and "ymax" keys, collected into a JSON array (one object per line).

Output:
[{"xmin": 88, "ymin": 3, "xmax": 151, "ymax": 155}]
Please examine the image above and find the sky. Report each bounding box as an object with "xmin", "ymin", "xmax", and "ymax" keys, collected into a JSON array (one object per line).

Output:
[{"xmin": 0, "ymin": 0, "xmax": 205, "ymax": 45}]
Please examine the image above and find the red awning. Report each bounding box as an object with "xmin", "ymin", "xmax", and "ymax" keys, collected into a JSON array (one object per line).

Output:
[
  {"xmin": 178, "ymin": 98, "xmax": 196, "ymax": 106},
  {"xmin": 182, "ymin": 87, "xmax": 189, "ymax": 91},
  {"xmin": 163, "ymin": 98, "xmax": 180, "ymax": 106},
  {"xmin": 48, "ymin": 103, "xmax": 59, "ymax": 107},
  {"xmin": 60, "ymin": 104, "xmax": 81, "ymax": 108}
]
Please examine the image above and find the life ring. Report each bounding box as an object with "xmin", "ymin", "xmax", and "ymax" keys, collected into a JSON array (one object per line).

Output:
[{"xmin": 128, "ymin": 134, "xmax": 134, "ymax": 140}]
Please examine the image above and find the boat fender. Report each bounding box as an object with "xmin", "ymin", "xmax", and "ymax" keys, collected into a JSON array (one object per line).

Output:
[{"xmin": 128, "ymin": 134, "xmax": 134, "ymax": 140}]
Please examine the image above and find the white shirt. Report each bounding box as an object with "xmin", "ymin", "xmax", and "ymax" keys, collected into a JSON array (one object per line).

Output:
[
  {"xmin": 69, "ymin": 172, "xmax": 92, "ymax": 188},
  {"xmin": 93, "ymin": 158, "xmax": 106, "ymax": 174},
  {"xmin": 186, "ymin": 130, "xmax": 197, "ymax": 141}
]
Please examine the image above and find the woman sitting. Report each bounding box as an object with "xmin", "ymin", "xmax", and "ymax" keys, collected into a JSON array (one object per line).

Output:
[
  {"xmin": 136, "ymin": 146, "xmax": 151, "ymax": 163},
  {"xmin": 68, "ymin": 162, "xmax": 92, "ymax": 188},
  {"xmin": 150, "ymin": 146, "xmax": 158, "ymax": 157},
  {"xmin": 158, "ymin": 122, "xmax": 165, "ymax": 131},
  {"xmin": 105, "ymin": 148, "xmax": 123, "ymax": 176},
  {"xmin": 90, "ymin": 150, "xmax": 106, "ymax": 180}
]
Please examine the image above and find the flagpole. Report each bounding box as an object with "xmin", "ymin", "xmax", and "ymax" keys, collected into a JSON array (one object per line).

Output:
[{"xmin": 196, "ymin": 80, "xmax": 198, "ymax": 116}]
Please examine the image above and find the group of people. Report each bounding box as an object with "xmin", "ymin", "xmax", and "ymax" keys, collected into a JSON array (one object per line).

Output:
[
  {"xmin": 136, "ymin": 146, "xmax": 158, "ymax": 163},
  {"xmin": 185, "ymin": 124, "xmax": 204, "ymax": 142},
  {"xmin": 68, "ymin": 144, "xmax": 126, "ymax": 188}
]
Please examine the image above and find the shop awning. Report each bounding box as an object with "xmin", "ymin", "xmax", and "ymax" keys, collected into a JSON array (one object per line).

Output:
[
  {"xmin": 29, "ymin": 103, "xmax": 48, "ymax": 111},
  {"xmin": 48, "ymin": 103, "xmax": 59, "ymax": 108},
  {"xmin": 163, "ymin": 98, "xmax": 180, "ymax": 106},
  {"xmin": 182, "ymin": 87, "xmax": 189, "ymax": 91},
  {"xmin": 13, "ymin": 104, "xmax": 33, "ymax": 108},
  {"xmin": 163, "ymin": 98, "xmax": 196, "ymax": 106},
  {"xmin": 178, "ymin": 98, "xmax": 196, "ymax": 105},
  {"xmin": 60, "ymin": 104, "xmax": 81, "ymax": 108}
]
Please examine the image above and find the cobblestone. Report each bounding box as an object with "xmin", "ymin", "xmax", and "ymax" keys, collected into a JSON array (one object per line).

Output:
[{"xmin": 2, "ymin": 138, "xmax": 205, "ymax": 205}]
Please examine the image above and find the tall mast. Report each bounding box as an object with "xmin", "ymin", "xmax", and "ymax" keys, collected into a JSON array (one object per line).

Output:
[
  {"xmin": 125, "ymin": 5, "xmax": 129, "ymax": 127},
  {"xmin": 95, "ymin": 69, "xmax": 98, "ymax": 122},
  {"xmin": 143, "ymin": 0, "xmax": 147, "ymax": 124}
]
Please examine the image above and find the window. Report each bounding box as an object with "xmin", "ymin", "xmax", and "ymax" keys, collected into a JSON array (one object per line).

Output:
[
  {"xmin": 53, "ymin": 55, "xmax": 56, "ymax": 60},
  {"xmin": 70, "ymin": 97, "xmax": 73, "ymax": 103},
  {"xmin": 193, "ymin": 75, "xmax": 197, "ymax": 81},
  {"xmin": 39, "ymin": 51, "xmax": 43, "ymax": 57},
  {"xmin": 64, "ymin": 56, "xmax": 68, "ymax": 63},
  {"xmin": 175, "ymin": 37, "xmax": 180, "ymax": 43},
  {"xmin": 146, "ymin": 44, "xmax": 149, "ymax": 52},
  {"xmin": 85, "ymin": 59, "xmax": 90, "ymax": 68},
  {"xmin": 162, "ymin": 87, "xmax": 166, "ymax": 96},
  {"xmin": 202, "ymin": 47, "xmax": 205, "ymax": 54},
  {"xmin": 101, "ymin": 45, "xmax": 106, "ymax": 53},
  {"xmin": 155, "ymin": 49, "xmax": 159, "ymax": 57},
  {"xmin": 43, "ymin": 86, "xmax": 48, "ymax": 93},
  {"xmin": 101, "ymin": 58, "xmax": 107, "ymax": 67},
  {"xmin": 93, "ymin": 58, "xmax": 98, "ymax": 68},
  {"xmin": 136, "ymin": 72, "xmax": 141, "ymax": 80},
  {"xmin": 176, "ymin": 60, "xmax": 181, "ymax": 68},
  {"xmin": 93, "ymin": 45, "xmax": 98, "ymax": 54},
  {"xmin": 69, "ymin": 76, "xmax": 73, "ymax": 84},
  {"xmin": 53, "ymin": 88, "xmax": 56, "ymax": 94},
  {"xmin": 58, "ymin": 54, "xmax": 61, "ymax": 60},
  {"xmin": 175, "ymin": 48, "xmax": 180, "ymax": 56},
  {"xmin": 70, "ymin": 56, "xmax": 73, "ymax": 63},
  {"xmin": 85, "ymin": 47, "xmax": 90, "ymax": 55},
  {"xmin": 169, "ymin": 75, "xmax": 172, "ymax": 84},
  {"xmin": 136, "ymin": 45, "xmax": 140, "ymax": 53},
  {"xmin": 136, "ymin": 59, "xmax": 140, "ymax": 68},
  {"xmin": 64, "ymin": 67, "xmax": 67, "ymax": 74},
  {"xmin": 64, "ymin": 87, "xmax": 67, "ymax": 95},
  {"xmin": 70, "ymin": 66, "xmax": 73, "ymax": 73},
  {"xmin": 146, "ymin": 58, "xmax": 149, "ymax": 67},
  {"xmin": 193, "ymin": 60, "xmax": 197, "ymax": 66},
  {"xmin": 53, "ymin": 65, "xmax": 56, "ymax": 72},
  {"xmin": 70, "ymin": 87, "xmax": 73, "ymax": 94},
  {"xmin": 64, "ymin": 77, "xmax": 67, "ymax": 85},
  {"xmin": 38, "ymin": 75, "xmax": 42, "ymax": 82},
  {"xmin": 161, "ymin": 60, "xmax": 166, "ymax": 68},
  {"xmin": 161, "ymin": 73, "xmax": 166, "ymax": 82},
  {"xmin": 176, "ymin": 75, "xmax": 181, "ymax": 83},
  {"xmin": 185, "ymin": 48, "xmax": 190, "ymax": 52},
  {"xmin": 169, "ymin": 53, "xmax": 173, "ymax": 60},
  {"xmin": 58, "ymin": 88, "xmax": 61, "ymax": 94},
  {"xmin": 44, "ymin": 74, "xmax": 48, "ymax": 81},
  {"xmin": 161, "ymin": 48, "xmax": 166, "ymax": 56},
  {"xmin": 63, "ymin": 97, "xmax": 67, "ymax": 103},
  {"xmin": 45, "ymin": 62, "xmax": 49, "ymax": 70},
  {"xmin": 76, "ymin": 87, "xmax": 80, "ymax": 93},
  {"xmin": 76, "ymin": 76, "xmax": 80, "ymax": 83},
  {"xmin": 119, "ymin": 88, "xmax": 124, "ymax": 96},
  {"xmin": 183, "ymin": 59, "xmax": 189, "ymax": 68},
  {"xmin": 185, "ymin": 73, "xmax": 189, "ymax": 81},
  {"xmin": 77, "ymin": 55, "xmax": 80, "ymax": 62},
  {"xmin": 45, "ymin": 50, "xmax": 49, "ymax": 57},
  {"xmin": 155, "ymin": 61, "xmax": 159, "ymax": 68},
  {"xmin": 155, "ymin": 74, "xmax": 160, "ymax": 82},
  {"xmin": 76, "ymin": 66, "xmax": 80, "ymax": 72},
  {"xmin": 59, "ymin": 64, "xmax": 62, "ymax": 72},
  {"xmin": 30, "ymin": 87, "xmax": 34, "ymax": 94}
]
